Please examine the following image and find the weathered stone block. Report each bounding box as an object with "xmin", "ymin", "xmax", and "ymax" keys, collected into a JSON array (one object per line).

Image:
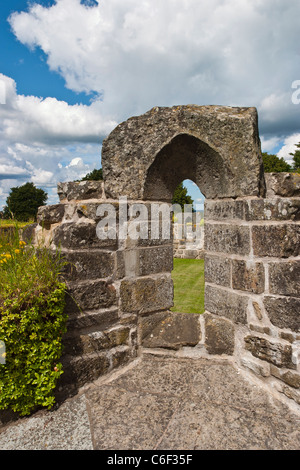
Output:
[
  {"xmin": 205, "ymin": 223, "xmax": 250, "ymax": 255},
  {"xmin": 138, "ymin": 246, "xmax": 173, "ymax": 276},
  {"xmin": 53, "ymin": 222, "xmax": 117, "ymax": 250},
  {"xmin": 140, "ymin": 311, "xmax": 201, "ymax": 350},
  {"xmin": 111, "ymin": 346, "xmax": 136, "ymax": 370},
  {"xmin": 249, "ymin": 324, "xmax": 271, "ymax": 335},
  {"xmin": 252, "ymin": 301, "xmax": 263, "ymax": 321},
  {"xmin": 204, "ymin": 314, "xmax": 235, "ymax": 355},
  {"xmin": 280, "ymin": 385, "xmax": 300, "ymax": 405},
  {"xmin": 244, "ymin": 335, "xmax": 296, "ymax": 369},
  {"xmin": 264, "ymin": 296, "xmax": 300, "ymax": 332},
  {"xmin": 76, "ymin": 201, "xmax": 127, "ymax": 223},
  {"xmin": 57, "ymin": 181, "xmax": 104, "ymax": 202},
  {"xmin": 205, "ymin": 200, "xmax": 247, "ymax": 221},
  {"xmin": 122, "ymin": 246, "xmax": 174, "ymax": 278},
  {"xmin": 248, "ymin": 198, "xmax": 300, "ymax": 221},
  {"xmin": 205, "ymin": 284, "xmax": 248, "ymax": 324},
  {"xmin": 66, "ymin": 308, "xmax": 119, "ymax": 332},
  {"xmin": 232, "ymin": 260, "xmax": 265, "ymax": 294},
  {"xmin": 265, "ymin": 172, "xmax": 300, "ymax": 198},
  {"xmin": 37, "ymin": 204, "xmax": 65, "ymax": 228},
  {"xmin": 64, "ymin": 326, "xmax": 131, "ymax": 355},
  {"xmin": 252, "ymin": 224, "xmax": 300, "ymax": 258},
  {"xmin": 59, "ymin": 353, "xmax": 110, "ymax": 392},
  {"xmin": 268, "ymin": 261, "xmax": 300, "ymax": 298},
  {"xmin": 241, "ymin": 357, "xmax": 270, "ymax": 377},
  {"xmin": 204, "ymin": 254, "xmax": 231, "ymax": 287},
  {"xmin": 65, "ymin": 280, "xmax": 117, "ymax": 313},
  {"xmin": 270, "ymin": 365, "xmax": 300, "ymax": 388},
  {"xmin": 120, "ymin": 247, "xmax": 173, "ymax": 278},
  {"xmin": 20, "ymin": 223, "xmax": 38, "ymax": 244},
  {"xmin": 120, "ymin": 275, "xmax": 173, "ymax": 314},
  {"xmin": 61, "ymin": 250, "xmax": 115, "ymax": 281}
]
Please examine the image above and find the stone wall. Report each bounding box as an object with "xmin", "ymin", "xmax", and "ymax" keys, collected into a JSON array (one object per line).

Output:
[
  {"xmin": 203, "ymin": 172, "xmax": 300, "ymax": 406},
  {"xmin": 33, "ymin": 172, "xmax": 300, "ymax": 409},
  {"xmin": 36, "ymin": 182, "xmax": 136, "ymax": 396},
  {"xmin": 30, "ymin": 105, "xmax": 300, "ymax": 410}
]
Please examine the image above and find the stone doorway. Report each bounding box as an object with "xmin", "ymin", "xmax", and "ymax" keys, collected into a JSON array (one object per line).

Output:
[{"xmin": 34, "ymin": 105, "xmax": 300, "ymax": 409}]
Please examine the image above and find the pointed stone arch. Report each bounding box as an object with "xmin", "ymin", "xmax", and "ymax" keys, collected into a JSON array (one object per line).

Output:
[{"xmin": 102, "ymin": 105, "xmax": 265, "ymax": 201}]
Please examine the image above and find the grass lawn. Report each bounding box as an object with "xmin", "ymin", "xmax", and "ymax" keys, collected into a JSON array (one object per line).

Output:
[
  {"xmin": 0, "ymin": 219, "xmax": 32, "ymax": 227},
  {"xmin": 171, "ymin": 258, "xmax": 205, "ymax": 314},
  {"xmin": 0, "ymin": 220, "xmax": 31, "ymax": 228}
]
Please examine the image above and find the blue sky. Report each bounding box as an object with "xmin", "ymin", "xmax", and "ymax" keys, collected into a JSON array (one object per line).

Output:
[
  {"xmin": 0, "ymin": 0, "xmax": 299, "ymax": 211},
  {"xmin": 0, "ymin": 0, "xmax": 97, "ymax": 105}
]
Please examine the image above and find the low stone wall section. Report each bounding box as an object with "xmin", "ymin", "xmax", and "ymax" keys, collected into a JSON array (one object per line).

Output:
[
  {"xmin": 32, "ymin": 173, "xmax": 300, "ymax": 410},
  {"xmin": 203, "ymin": 174, "xmax": 300, "ymax": 407}
]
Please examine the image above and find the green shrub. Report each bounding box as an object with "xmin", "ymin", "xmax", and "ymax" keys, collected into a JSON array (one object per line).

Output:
[{"xmin": 0, "ymin": 229, "xmax": 68, "ymax": 416}]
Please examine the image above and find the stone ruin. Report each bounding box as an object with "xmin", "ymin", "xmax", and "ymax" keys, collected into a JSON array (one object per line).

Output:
[
  {"xmin": 32, "ymin": 105, "xmax": 300, "ymax": 409},
  {"xmin": 173, "ymin": 212, "xmax": 205, "ymax": 260}
]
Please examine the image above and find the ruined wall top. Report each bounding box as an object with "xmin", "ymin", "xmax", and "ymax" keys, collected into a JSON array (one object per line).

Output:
[{"xmin": 102, "ymin": 105, "xmax": 265, "ymax": 201}]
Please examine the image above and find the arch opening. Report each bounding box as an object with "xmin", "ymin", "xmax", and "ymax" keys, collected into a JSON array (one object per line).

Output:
[
  {"xmin": 171, "ymin": 179, "xmax": 205, "ymax": 315},
  {"xmin": 143, "ymin": 133, "xmax": 232, "ymax": 202}
]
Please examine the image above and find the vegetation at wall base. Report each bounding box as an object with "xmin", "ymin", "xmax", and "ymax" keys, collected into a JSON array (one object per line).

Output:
[
  {"xmin": 0, "ymin": 219, "xmax": 31, "ymax": 228},
  {"xmin": 0, "ymin": 228, "xmax": 68, "ymax": 416}
]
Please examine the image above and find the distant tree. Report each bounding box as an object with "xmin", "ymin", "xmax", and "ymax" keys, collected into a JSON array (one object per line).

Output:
[
  {"xmin": 172, "ymin": 182, "xmax": 194, "ymax": 210},
  {"xmin": 3, "ymin": 182, "xmax": 48, "ymax": 221},
  {"xmin": 81, "ymin": 168, "xmax": 103, "ymax": 181},
  {"xmin": 262, "ymin": 152, "xmax": 291, "ymax": 173},
  {"xmin": 290, "ymin": 142, "xmax": 300, "ymax": 172}
]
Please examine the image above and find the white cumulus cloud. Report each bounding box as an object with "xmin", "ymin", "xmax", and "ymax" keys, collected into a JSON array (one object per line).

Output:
[{"xmin": 8, "ymin": 0, "xmax": 300, "ymax": 133}]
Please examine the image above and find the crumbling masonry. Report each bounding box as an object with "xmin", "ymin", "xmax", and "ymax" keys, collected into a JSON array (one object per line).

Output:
[{"xmin": 33, "ymin": 105, "xmax": 300, "ymax": 408}]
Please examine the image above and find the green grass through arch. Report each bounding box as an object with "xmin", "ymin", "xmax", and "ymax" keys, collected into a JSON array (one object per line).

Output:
[{"xmin": 171, "ymin": 258, "xmax": 205, "ymax": 314}]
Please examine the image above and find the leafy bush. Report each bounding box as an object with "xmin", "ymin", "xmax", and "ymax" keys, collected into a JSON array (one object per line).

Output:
[{"xmin": 0, "ymin": 228, "xmax": 67, "ymax": 416}]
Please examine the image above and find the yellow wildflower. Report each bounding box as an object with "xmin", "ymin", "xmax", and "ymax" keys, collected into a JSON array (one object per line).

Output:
[{"xmin": 15, "ymin": 249, "xmax": 21, "ymax": 254}]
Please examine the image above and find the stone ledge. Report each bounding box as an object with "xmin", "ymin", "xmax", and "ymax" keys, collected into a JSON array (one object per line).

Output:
[
  {"xmin": 204, "ymin": 223, "xmax": 251, "ymax": 256},
  {"xmin": 57, "ymin": 181, "xmax": 104, "ymax": 202},
  {"xmin": 244, "ymin": 335, "xmax": 296, "ymax": 369},
  {"xmin": 268, "ymin": 260, "xmax": 300, "ymax": 298},
  {"xmin": 204, "ymin": 314, "xmax": 235, "ymax": 356},
  {"xmin": 205, "ymin": 284, "xmax": 248, "ymax": 324},
  {"xmin": 65, "ymin": 279, "xmax": 117, "ymax": 313},
  {"xmin": 120, "ymin": 274, "xmax": 173, "ymax": 314},
  {"xmin": 265, "ymin": 173, "xmax": 300, "ymax": 198},
  {"xmin": 252, "ymin": 224, "xmax": 300, "ymax": 258},
  {"xmin": 264, "ymin": 296, "xmax": 300, "ymax": 333},
  {"xmin": 140, "ymin": 311, "xmax": 201, "ymax": 350},
  {"xmin": 63, "ymin": 325, "xmax": 132, "ymax": 356}
]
